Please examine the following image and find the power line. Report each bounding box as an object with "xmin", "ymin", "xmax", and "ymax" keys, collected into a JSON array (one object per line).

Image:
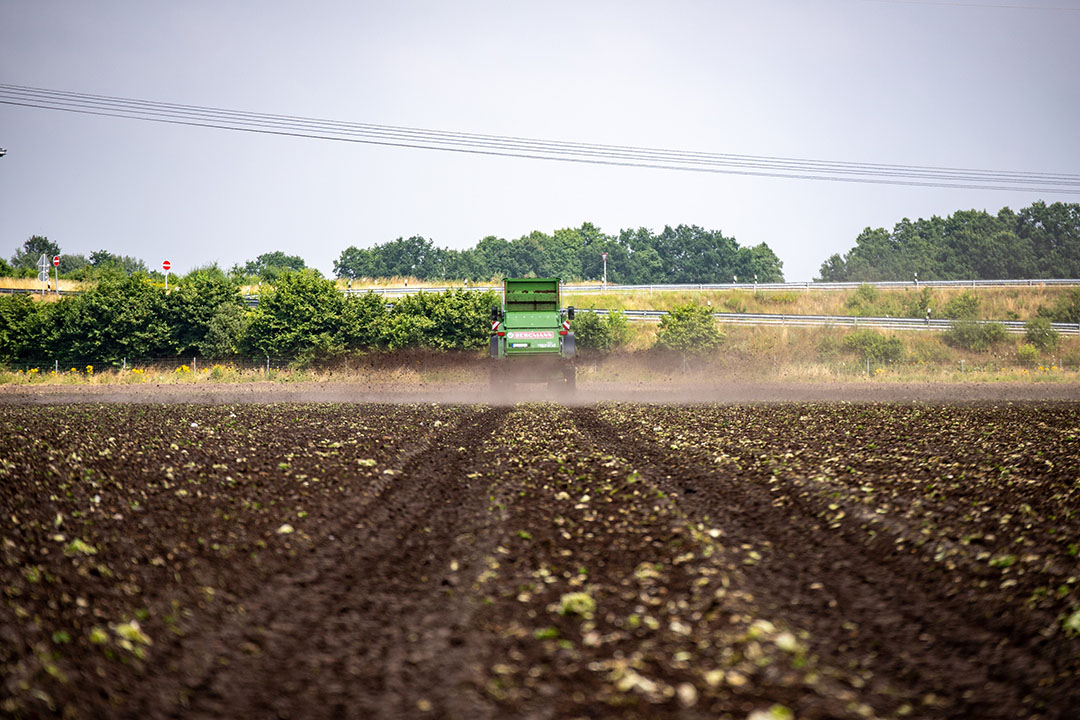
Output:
[
  {"xmin": 863, "ymin": 0, "xmax": 1080, "ymax": 11},
  {"xmin": 1, "ymin": 83, "xmax": 1077, "ymax": 194}
]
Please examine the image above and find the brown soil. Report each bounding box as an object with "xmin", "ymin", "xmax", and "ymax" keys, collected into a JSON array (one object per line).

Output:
[
  {"xmin": 2, "ymin": 401, "xmax": 1079, "ymax": 719},
  {"xmin": 2, "ymin": 379, "xmax": 1079, "ymax": 405}
]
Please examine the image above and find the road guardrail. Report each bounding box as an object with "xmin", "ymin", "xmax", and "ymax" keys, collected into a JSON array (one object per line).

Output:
[{"xmin": 579, "ymin": 308, "xmax": 1080, "ymax": 335}]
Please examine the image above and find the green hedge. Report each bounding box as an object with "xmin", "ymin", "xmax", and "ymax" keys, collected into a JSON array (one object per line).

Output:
[{"xmin": 0, "ymin": 270, "xmax": 497, "ymax": 366}]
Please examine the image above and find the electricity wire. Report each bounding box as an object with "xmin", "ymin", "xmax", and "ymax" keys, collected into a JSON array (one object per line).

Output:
[
  {"xmin": 1, "ymin": 83, "xmax": 1077, "ymax": 194},
  {"xmin": 862, "ymin": 0, "xmax": 1080, "ymax": 11}
]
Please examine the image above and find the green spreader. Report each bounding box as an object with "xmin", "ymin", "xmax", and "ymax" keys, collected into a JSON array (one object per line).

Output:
[{"xmin": 489, "ymin": 278, "xmax": 576, "ymax": 389}]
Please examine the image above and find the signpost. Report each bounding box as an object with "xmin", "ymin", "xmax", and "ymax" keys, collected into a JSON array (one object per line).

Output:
[
  {"xmin": 37, "ymin": 254, "xmax": 49, "ymax": 297},
  {"xmin": 601, "ymin": 252, "xmax": 608, "ymax": 292},
  {"xmin": 52, "ymin": 255, "xmax": 60, "ymax": 297},
  {"xmin": 163, "ymin": 260, "xmax": 171, "ymax": 291}
]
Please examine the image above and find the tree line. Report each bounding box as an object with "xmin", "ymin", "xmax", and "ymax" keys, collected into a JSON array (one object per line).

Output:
[
  {"xmin": 6, "ymin": 223, "xmax": 783, "ymax": 285},
  {"xmin": 7, "ymin": 202, "xmax": 1080, "ymax": 285},
  {"xmin": 818, "ymin": 201, "xmax": 1080, "ymax": 282},
  {"xmin": 0, "ymin": 269, "xmax": 497, "ymax": 367},
  {"xmin": 333, "ymin": 222, "xmax": 785, "ymax": 284}
]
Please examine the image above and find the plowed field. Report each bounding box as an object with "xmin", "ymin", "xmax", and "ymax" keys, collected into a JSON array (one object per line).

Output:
[{"xmin": 2, "ymin": 402, "xmax": 1079, "ymax": 719}]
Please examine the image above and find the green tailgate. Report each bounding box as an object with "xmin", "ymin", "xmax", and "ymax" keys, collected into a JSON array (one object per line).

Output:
[{"xmin": 503, "ymin": 278, "xmax": 562, "ymax": 354}]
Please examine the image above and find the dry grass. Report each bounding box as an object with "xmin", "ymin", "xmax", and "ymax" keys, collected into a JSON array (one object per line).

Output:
[
  {"xmin": 565, "ymin": 284, "xmax": 1076, "ymax": 322},
  {"xmin": 0, "ymin": 277, "xmax": 90, "ymax": 292}
]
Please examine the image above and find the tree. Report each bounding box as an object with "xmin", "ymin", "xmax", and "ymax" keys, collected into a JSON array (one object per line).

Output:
[
  {"xmin": 165, "ymin": 266, "xmax": 244, "ymax": 355},
  {"xmin": 342, "ymin": 292, "xmax": 388, "ymax": 348},
  {"xmin": 58, "ymin": 254, "xmax": 89, "ymax": 275},
  {"xmin": 89, "ymin": 250, "xmax": 120, "ymax": 267},
  {"xmin": 572, "ymin": 310, "xmax": 631, "ymax": 352},
  {"xmin": 198, "ymin": 304, "xmax": 249, "ymax": 359},
  {"xmin": 331, "ymin": 222, "xmax": 783, "ymax": 284},
  {"xmin": 1024, "ymin": 317, "xmax": 1059, "ymax": 352},
  {"xmin": 334, "ymin": 245, "xmax": 377, "ymax": 279},
  {"xmin": 0, "ymin": 294, "xmax": 40, "ymax": 363},
  {"xmin": 244, "ymin": 270, "xmax": 344, "ymax": 361},
  {"xmin": 243, "ymin": 251, "xmax": 307, "ymax": 280},
  {"xmin": 47, "ymin": 274, "xmax": 176, "ymax": 364},
  {"xmin": 382, "ymin": 289, "xmax": 496, "ymax": 349},
  {"xmin": 817, "ymin": 202, "xmax": 1080, "ymax": 281},
  {"xmin": 10, "ymin": 236, "xmax": 60, "ymax": 271},
  {"xmin": 653, "ymin": 304, "xmax": 724, "ymax": 356}
]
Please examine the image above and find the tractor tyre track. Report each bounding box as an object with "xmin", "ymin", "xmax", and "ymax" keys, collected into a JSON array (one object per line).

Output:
[
  {"xmin": 571, "ymin": 407, "xmax": 1080, "ymax": 720},
  {"xmin": 132, "ymin": 407, "xmax": 509, "ymax": 720}
]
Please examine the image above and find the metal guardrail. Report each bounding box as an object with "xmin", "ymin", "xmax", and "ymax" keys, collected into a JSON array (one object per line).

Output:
[
  {"xmin": 5, "ymin": 278, "xmax": 1080, "ymax": 303},
  {"xmin": 579, "ymin": 308, "xmax": 1080, "ymax": 335},
  {"xmin": 341, "ymin": 278, "xmax": 1080, "ymax": 297},
  {"xmin": 0, "ymin": 287, "xmax": 80, "ymax": 297}
]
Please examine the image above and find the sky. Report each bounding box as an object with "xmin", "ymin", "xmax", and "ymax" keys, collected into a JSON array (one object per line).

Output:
[{"xmin": 1, "ymin": 0, "xmax": 1078, "ymax": 281}]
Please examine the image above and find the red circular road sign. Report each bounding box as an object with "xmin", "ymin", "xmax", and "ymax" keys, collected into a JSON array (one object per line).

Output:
[
  {"xmin": 52, "ymin": 255, "xmax": 60, "ymax": 267},
  {"xmin": 162, "ymin": 260, "xmax": 172, "ymax": 272}
]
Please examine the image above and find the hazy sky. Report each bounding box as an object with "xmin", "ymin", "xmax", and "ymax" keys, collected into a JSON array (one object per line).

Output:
[{"xmin": 2, "ymin": 0, "xmax": 1078, "ymax": 281}]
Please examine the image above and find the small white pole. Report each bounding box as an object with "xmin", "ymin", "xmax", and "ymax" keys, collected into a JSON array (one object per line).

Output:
[
  {"xmin": 193, "ymin": 356, "xmax": 197, "ymax": 373},
  {"xmin": 266, "ymin": 355, "xmax": 270, "ymax": 373}
]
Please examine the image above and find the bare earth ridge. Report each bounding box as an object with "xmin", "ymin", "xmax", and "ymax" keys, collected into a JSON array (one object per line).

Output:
[{"xmin": 2, "ymin": 379, "xmax": 1080, "ymax": 404}]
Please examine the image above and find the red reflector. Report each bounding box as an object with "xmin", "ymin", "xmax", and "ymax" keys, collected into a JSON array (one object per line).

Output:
[
  {"xmin": 497, "ymin": 331, "xmax": 505, "ymax": 336},
  {"xmin": 559, "ymin": 330, "xmax": 568, "ymax": 335}
]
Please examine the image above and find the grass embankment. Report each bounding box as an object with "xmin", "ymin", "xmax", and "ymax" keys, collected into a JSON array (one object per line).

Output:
[
  {"xmin": 0, "ymin": 277, "xmax": 90, "ymax": 301},
  {"xmin": 566, "ymin": 284, "xmax": 1076, "ymax": 322},
  {"xmin": 583, "ymin": 324, "xmax": 1080, "ymax": 383}
]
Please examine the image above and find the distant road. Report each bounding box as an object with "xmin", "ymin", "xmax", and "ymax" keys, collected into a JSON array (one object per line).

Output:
[{"xmin": 3, "ymin": 279, "xmax": 1078, "ymax": 335}]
